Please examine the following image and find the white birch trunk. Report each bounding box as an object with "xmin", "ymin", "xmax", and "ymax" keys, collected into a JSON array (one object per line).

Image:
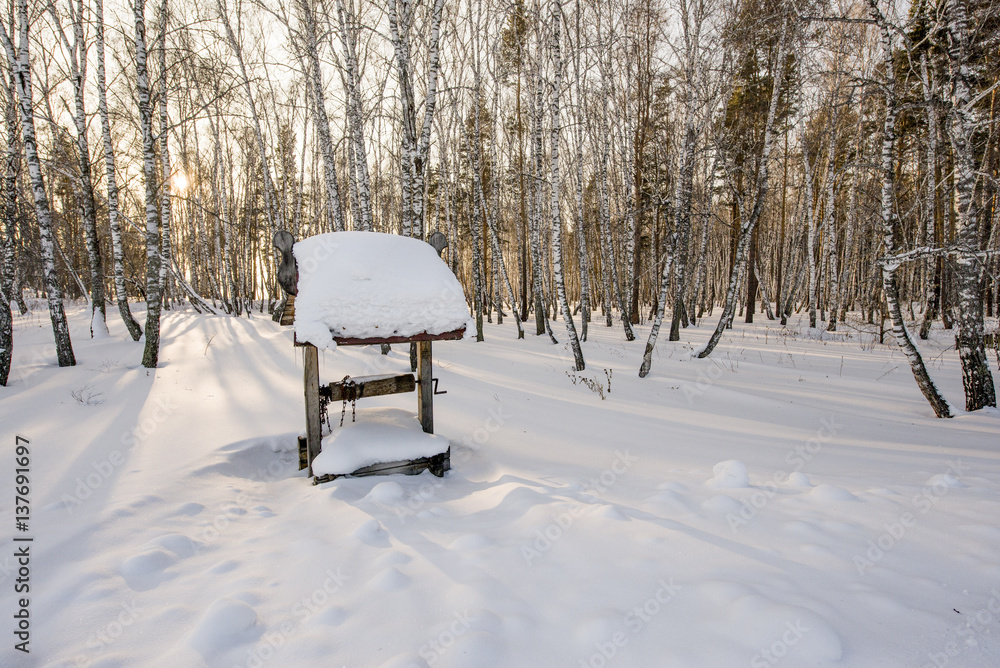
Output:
[
  {"xmin": 943, "ymin": 0, "xmax": 996, "ymax": 410},
  {"xmin": 134, "ymin": 0, "xmax": 163, "ymax": 367},
  {"xmin": 95, "ymin": 0, "xmax": 142, "ymax": 339},
  {"xmin": 696, "ymin": 22, "xmax": 788, "ymax": 358},
  {"xmin": 336, "ymin": 0, "xmax": 373, "ymax": 231},
  {"xmin": 547, "ymin": 0, "xmax": 584, "ymax": 370},
  {"xmin": 0, "ymin": 2, "xmax": 75, "ymax": 367},
  {"xmin": 49, "ymin": 0, "xmax": 108, "ymax": 337},
  {"xmin": 297, "ymin": 0, "xmax": 345, "ymax": 232},
  {"xmin": 157, "ymin": 0, "xmax": 173, "ymax": 308},
  {"xmin": 800, "ymin": 106, "xmax": 819, "ymax": 329},
  {"xmin": 867, "ymin": 0, "xmax": 952, "ymax": 417}
]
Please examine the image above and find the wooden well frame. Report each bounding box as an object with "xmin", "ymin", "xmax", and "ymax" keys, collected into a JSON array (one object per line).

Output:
[{"xmin": 295, "ymin": 327, "xmax": 464, "ymax": 481}]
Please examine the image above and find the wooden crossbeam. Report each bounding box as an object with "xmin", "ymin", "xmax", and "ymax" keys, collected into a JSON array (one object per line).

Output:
[{"xmin": 321, "ymin": 373, "xmax": 416, "ymax": 402}]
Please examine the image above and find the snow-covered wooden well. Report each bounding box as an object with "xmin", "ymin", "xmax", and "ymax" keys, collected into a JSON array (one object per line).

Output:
[{"xmin": 274, "ymin": 231, "xmax": 469, "ymax": 483}]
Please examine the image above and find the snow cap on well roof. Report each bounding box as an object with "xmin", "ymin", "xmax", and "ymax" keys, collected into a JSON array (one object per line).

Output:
[{"xmin": 292, "ymin": 231, "xmax": 471, "ymax": 349}]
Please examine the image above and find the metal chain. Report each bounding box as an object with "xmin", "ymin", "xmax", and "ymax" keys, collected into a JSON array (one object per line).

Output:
[{"xmin": 339, "ymin": 376, "xmax": 357, "ymax": 427}]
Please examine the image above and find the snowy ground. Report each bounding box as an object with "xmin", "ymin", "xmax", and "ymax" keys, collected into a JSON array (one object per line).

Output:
[{"xmin": 2, "ymin": 302, "xmax": 999, "ymax": 668}]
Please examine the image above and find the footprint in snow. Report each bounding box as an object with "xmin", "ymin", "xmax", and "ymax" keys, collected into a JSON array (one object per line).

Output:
[
  {"xmin": 210, "ymin": 559, "xmax": 241, "ymax": 575},
  {"xmin": 172, "ymin": 502, "xmax": 206, "ymax": 517},
  {"xmin": 143, "ymin": 533, "xmax": 202, "ymax": 558},
  {"xmin": 253, "ymin": 505, "xmax": 276, "ymax": 518},
  {"xmin": 121, "ymin": 533, "xmax": 202, "ymax": 590}
]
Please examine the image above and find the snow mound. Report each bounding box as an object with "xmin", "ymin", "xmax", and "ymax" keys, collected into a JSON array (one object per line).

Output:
[
  {"xmin": 365, "ymin": 481, "xmax": 407, "ymax": 504},
  {"xmin": 312, "ymin": 407, "xmax": 451, "ymax": 476},
  {"xmin": 292, "ymin": 231, "xmax": 472, "ymax": 347},
  {"xmin": 186, "ymin": 597, "xmax": 259, "ymax": 657},
  {"xmin": 808, "ymin": 483, "xmax": 859, "ymax": 503},
  {"xmin": 708, "ymin": 460, "xmax": 750, "ymax": 488},
  {"xmin": 786, "ymin": 471, "xmax": 813, "ymax": 487}
]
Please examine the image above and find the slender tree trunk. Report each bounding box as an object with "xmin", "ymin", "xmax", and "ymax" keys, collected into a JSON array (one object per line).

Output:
[
  {"xmin": 157, "ymin": 0, "xmax": 173, "ymax": 309},
  {"xmin": 0, "ymin": 2, "xmax": 75, "ymax": 367},
  {"xmin": 49, "ymin": 0, "xmax": 108, "ymax": 337},
  {"xmin": 134, "ymin": 0, "xmax": 163, "ymax": 367},
  {"xmin": 297, "ymin": 0, "xmax": 345, "ymax": 232},
  {"xmin": 572, "ymin": 0, "xmax": 590, "ymax": 342},
  {"xmin": 529, "ymin": 64, "xmax": 548, "ymax": 337},
  {"xmin": 336, "ymin": 0, "xmax": 373, "ymax": 230},
  {"xmin": 697, "ymin": 23, "xmax": 788, "ymax": 358},
  {"xmin": 0, "ymin": 75, "xmax": 14, "ymax": 385},
  {"xmin": 824, "ymin": 117, "xmax": 841, "ymax": 332},
  {"xmin": 95, "ymin": 0, "xmax": 142, "ymax": 339},
  {"xmin": 802, "ymin": 107, "xmax": 819, "ymax": 330},
  {"xmin": 944, "ymin": 0, "xmax": 996, "ymax": 411},
  {"xmin": 547, "ymin": 0, "xmax": 584, "ymax": 369},
  {"xmin": 868, "ymin": 0, "xmax": 952, "ymax": 417}
]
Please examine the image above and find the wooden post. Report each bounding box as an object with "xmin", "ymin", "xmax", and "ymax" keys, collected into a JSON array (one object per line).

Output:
[
  {"xmin": 416, "ymin": 340, "xmax": 433, "ymax": 433},
  {"xmin": 303, "ymin": 343, "xmax": 322, "ymax": 474}
]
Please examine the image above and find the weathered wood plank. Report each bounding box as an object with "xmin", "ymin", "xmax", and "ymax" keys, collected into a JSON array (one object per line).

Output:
[
  {"xmin": 417, "ymin": 340, "xmax": 433, "ymax": 434},
  {"xmin": 297, "ymin": 436, "xmax": 308, "ymax": 471},
  {"xmin": 303, "ymin": 344, "xmax": 322, "ymax": 476},
  {"xmin": 321, "ymin": 373, "xmax": 415, "ymax": 402},
  {"xmin": 293, "ymin": 327, "xmax": 465, "ymax": 347},
  {"xmin": 279, "ymin": 293, "xmax": 295, "ymax": 326},
  {"xmin": 312, "ymin": 449, "xmax": 450, "ymax": 484}
]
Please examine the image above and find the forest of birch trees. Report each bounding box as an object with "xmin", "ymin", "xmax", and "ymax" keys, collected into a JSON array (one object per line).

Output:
[{"xmin": 0, "ymin": 0, "xmax": 997, "ymax": 414}]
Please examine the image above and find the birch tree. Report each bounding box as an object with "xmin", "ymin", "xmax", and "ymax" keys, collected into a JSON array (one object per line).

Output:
[
  {"xmin": 96, "ymin": 0, "xmax": 142, "ymax": 340},
  {"xmin": 641, "ymin": 0, "xmax": 705, "ymax": 375},
  {"xmin": 0, "ymin": 76, "xmax": 13, "ymax": 385},
  {"xmin": 336, "ymin": 0, "xmax": 374, "ymax": 230},
  {"xmin": 697, "ymin": 17, "xmax": 789, "ymax": 359},
  {"xmin": 547, "ymin": 0, "xmax": 584, "ymax": 370},
  {"xmin": 388, "ymin": 0, "xmax": 445, "ymax": 239},
  {"xmin": 294, "ymin": 0, "xmax": 345, "ymax": 232},
  {"xmin": 867, "ymin": 0, "xmax": 952, "ymax": 417},
  {"xmin": 0, "ymin": 0, "xmax": 75, "ymax": 367},
  {"xmin": 47, "ymin": 0, "xmax": 108, "ymax": 337},
  {"xmin": 135, "ymin": 0, "xmax": 164, "ymax": 368},
  {"xmin": 942, "ymin": 0, "xmax": 996, "ymax": 411}
]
